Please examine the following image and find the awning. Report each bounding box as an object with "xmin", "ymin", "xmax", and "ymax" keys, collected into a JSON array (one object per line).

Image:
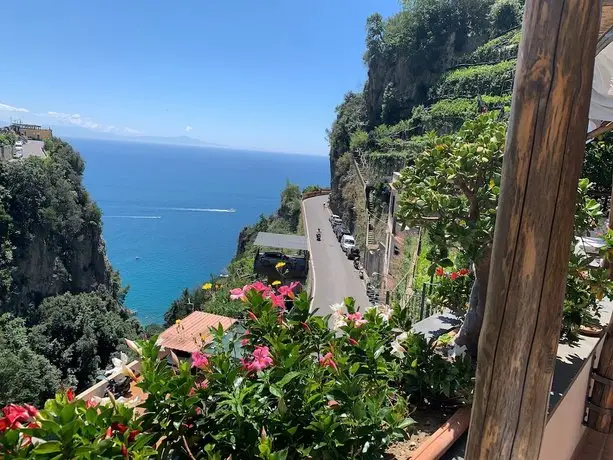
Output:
[{"xmin": 253, "ymin": 232, "xmax": 309, "ymax": 252}]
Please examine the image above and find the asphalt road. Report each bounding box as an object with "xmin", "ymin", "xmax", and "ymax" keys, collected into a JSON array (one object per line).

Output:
[
  {"xmin": 21, "ymin": 140, "xmax": 45, "ymax": 158},
  {"xmin": 303, "ymin": 194, "xmax": 371, "ymax": 316}
]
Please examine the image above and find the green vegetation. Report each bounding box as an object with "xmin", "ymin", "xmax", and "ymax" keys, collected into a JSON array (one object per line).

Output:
[
  {"xmin": 0, "ymin": 314, "xmax": 61, "ymax": 407},
  {"xmin": 1, "ymin": 290, "xmax": 474, "ymax": 458},
  {"xmin": 0, "ymin": 138, "xmax": 140, "ymax": 405},
  {"xmin": 468, "ymin": 29, "xmax": 521, "ymax": 64},
  {"xmin": 0, "ymin": 132, "xmax": 16, "ymax": 146},
  {"xmin": 488, "ymin": 0, "xmax": 522, "ymax": 36},
  {"xmin": 395, "ymin": 114, "xmax": 611, "ymax": 354},
  {"xmin": 363, "ymin": 0, "xmax": 495, "ymax": 125},
  {"xmin": 431, "ymin": 60, "xmax": 516, "ymax": 99},
  {"xmin": 584, "ymin": 132, "xmax": 613, "ymax": 209},
  {"xmin": 164, "ymin": 181, "xmax": 304, "ymax": 326}
]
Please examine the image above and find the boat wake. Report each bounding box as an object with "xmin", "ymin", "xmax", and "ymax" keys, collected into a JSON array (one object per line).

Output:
[
  {"xmin": 164, "ymin": 207, "xmax": 236, "ymax": 213},
  {"xmin": 105, "ymin": 215, "xmax": 162, "ymax": 219}
]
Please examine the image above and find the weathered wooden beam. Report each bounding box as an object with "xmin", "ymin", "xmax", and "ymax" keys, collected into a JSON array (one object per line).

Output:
[
  {"xmin": 465, "ymin": 1, "xmax": 601, "ymax": 459},
  {"xmin": 587, "ymin": 122, "xmax": 613, "ymax": 141}
]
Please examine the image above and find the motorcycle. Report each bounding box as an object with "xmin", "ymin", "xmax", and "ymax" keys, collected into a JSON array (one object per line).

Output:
[{"xmin": 316, "ymin": 229, "xmax": 321, "ymax": 241}]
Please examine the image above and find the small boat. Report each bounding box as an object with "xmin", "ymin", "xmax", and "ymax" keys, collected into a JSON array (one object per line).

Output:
[{"xmin": 135, "ymin": 256, "xmax": 141, "ymax": 260}]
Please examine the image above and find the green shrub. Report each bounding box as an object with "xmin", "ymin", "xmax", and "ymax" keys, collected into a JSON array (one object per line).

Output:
[
  {"xmin": 488, "ymin": 0, "xmax": 522, "ymax": 37},
  {"xmin": 2, "ymin": 288, "xmax": 475, "ymax": 458},
  {"xmin": 431, "ymin": 60, "xmax": 516, "ymax": 99},
  {"xmin": 467, "ymin": 29, "xmax": 521, "ymax": 64},
  {"xmin": 410, "ymin": 96, "xmax": 512, "ymax": 135}
]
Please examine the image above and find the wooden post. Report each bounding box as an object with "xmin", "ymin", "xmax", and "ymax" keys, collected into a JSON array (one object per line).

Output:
[{"xmin": 465, "ymin": 1, "xmax": 600, "ymax": 459}]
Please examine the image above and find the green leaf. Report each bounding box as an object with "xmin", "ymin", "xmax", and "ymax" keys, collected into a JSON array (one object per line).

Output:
[
  {"xmin": 269, "ymin": 384, "xmax": 283, "ymax": 398},
  {"xmin": 277, "ymin": 371, "xmax": 301, "ymax": 388},
  {"xmin": 59, "ymin": 402, "xmax": 75, "ymax": 424},
  {"xmin": 33, "ymin": 441, "xmax": 62, "ymax": 454}
]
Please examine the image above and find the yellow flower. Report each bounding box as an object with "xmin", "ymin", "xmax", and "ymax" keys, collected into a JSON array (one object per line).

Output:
[
  {"xmin": 175, "ymin": 320, "xmax": 181, "ymax": 325},
  {"xmin": 272, "ymin": 280, "xmax": 282, "ymax": 286},
  {"xmin": 202, "ymin": 283, "xmax": 213, "ymax": 290},
  {"xmin": 275, "ymin": 261, "xmax": 286, "ymax": 269}
]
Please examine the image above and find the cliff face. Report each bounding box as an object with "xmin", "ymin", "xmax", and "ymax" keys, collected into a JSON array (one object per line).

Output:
[
  {"xmin": 0, "ymin": 138, "xmax": 113, "ymax": 316},
  {"xmin": 12, "ymin": 224, "xmax": 110, "ymax": 312}
]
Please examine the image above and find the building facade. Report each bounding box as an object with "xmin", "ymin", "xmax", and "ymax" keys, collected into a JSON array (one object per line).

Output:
[{"xmin": 10, "ymin": 123, "xmax": 52, "ymax": 140}]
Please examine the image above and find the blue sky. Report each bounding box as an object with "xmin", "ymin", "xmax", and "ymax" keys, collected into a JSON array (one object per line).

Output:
[{"xmin": 0, "ymin": 1, "xmax": 399, "ymax": 155}]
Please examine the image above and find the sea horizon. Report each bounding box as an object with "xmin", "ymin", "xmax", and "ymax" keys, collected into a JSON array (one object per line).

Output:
[{"xmin": 71, "ymin": 137, "xmax": 330, "ymax": 324}]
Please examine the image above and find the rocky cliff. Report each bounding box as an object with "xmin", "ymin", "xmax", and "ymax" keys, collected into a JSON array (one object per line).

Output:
[{"xmin": 0, "ymin": 138, "xmax": 113, "ymax": 316}]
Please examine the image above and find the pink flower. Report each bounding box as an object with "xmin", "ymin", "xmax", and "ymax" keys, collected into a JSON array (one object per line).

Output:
[
  {"xmin": 319, "ymin": 352, "xmax": 338, "ymax": 371},
  {"xmin": 85, "ymin": 399, "xmax": 98, "ymax": 409},
  {"xmin": 242, "ymin": 346, "xmax": 274, "ymax": 373},
  {"xmin": 251, "ymin": 281, "xmax": 271, "ymax": 295},
  {"xmin": 327, "ymin": 400, "xmax": 339, "ymax": 408},
  {"xmin": 23, "ymin": 404, "xmax": 38, "ymax": 418},
  {"xmin": 240, "ymin": 357, "xmax": 251, "ymax": 372},
  {"xmin": 66, "ymin": 388, "xmax": 75, "ymax": 402},
  {"xmin": 191, "ymin": 351, "xmax": 209, "ymax": 369},
  {"xmin": 247, "ymin": 310, "xmax": 258, "ymax": 321},
  {"xmin": 300, "ymin": 321, "xmax": 311, "ymax": 332},
  {"xmin": 278, "ymin": 281, "xmax": 300, "ymax": 299},
  {"xmin": 451, "ymin": 272, "xmax": 458, "ymax": 280},
  {"xmin": 348, "ymin": 337, "xmax": 359, "ymax": 346},
  {"xmin": 346, "ymin": 312, "xmax": 368, "ymax": 328},
  {"xmin": 269, "ymin": 293, "xmax": 286, "ymax": 309},
  {"xmin": 230, "ymin": 287, "xmax": 246, "ymax": 301},
  {"xmin": 241, "ymin": 338, "xmax": 250, "ymax": 346},
  {"xmin": 2, "ymin": 405, "xmax": 29, "ymax": 426},
  {"xmin": 195, "ymin": 379, "xmax": 209, "ymax": 390},
  {"xmin": 250, "ymin": 346, "xmax": 273, "ymax": 372},
  {"xmin": 458, "ymin": 268, "xmax": 469, "ymax": 276}
]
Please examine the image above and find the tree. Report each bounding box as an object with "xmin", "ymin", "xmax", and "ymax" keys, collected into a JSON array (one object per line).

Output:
[
  {"xmin": 364, "ymin": 13, "xmax": 385, "ymax": 65},
  {"xmin": 29, "ymin": 292, "xmax": 140, "ymax": 390},
  {"xmin": 397, "ymin": 113, "xmax": 607, "ymax": 355},
  {"xmin": 327, "ymin": 92, "xmax": 367, "ymax": 160},
  {"xmin": 583, "ymin": 132, "xmax": 613, "ymax": 210},
  {"xmin": 396, "ymin": 114, "xmax": 505, "ymax": 355},
  {"xmin": 278, "ymin": 181, "xmax": 302, "ymax": 230},
  {"xmin": 0, "ymin": 314, "xmax": 61, "ymax": 407},
  {"xmin": 488, "ymin": 0, "xmax": 522, "ymax": 36}
]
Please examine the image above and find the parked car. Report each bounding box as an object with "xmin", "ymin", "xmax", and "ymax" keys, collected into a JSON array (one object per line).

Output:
[
  {"xmin": 15, "ymin": 140, "xmax": 23, "ymax": 148},
  {"xmin": 329, "ymin": 215, "xmax": 342, "ymax": 227},
  {"xmin": 341, "ymin": 235, "xmax": 356, "ymax": 253},
  {"xmin": 347, "ymin": 246, "xmax": 360, "ymax": 260},
  {"xmin": 335, "ymin": 225, "xmax": 350, "ymax": 241}
]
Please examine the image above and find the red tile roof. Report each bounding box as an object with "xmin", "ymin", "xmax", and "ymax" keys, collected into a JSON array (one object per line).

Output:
[{"xmin": 157, "ymin": 312, "xmax": 237, "ymax": 354}]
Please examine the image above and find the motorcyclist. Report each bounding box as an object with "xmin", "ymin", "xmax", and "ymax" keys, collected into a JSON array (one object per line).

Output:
[{"xmin": 316, "ymin": 228, "xmax": 321, "ymax": 240}]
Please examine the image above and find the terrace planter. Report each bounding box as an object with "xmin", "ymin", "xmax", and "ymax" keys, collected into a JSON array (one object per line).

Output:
[{"xmin": 406, "ymin": 406, "xmax": 471, "ymax": 460}]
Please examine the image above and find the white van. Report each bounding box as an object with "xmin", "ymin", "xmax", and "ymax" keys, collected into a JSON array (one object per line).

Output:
[{"xmin": 341, "ymin": 234, "xmax": 356, "ymax": 253}]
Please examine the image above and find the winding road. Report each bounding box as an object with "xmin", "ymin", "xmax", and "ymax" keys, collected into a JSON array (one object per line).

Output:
[{"xmin": 303, "ymin": 194, "xmax": 371, "ymax": 316}]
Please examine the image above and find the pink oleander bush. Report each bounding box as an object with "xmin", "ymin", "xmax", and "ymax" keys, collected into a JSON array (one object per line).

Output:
[{"xmin": 0, "ymin": 281, "xmax": 473, "ymax": 459}]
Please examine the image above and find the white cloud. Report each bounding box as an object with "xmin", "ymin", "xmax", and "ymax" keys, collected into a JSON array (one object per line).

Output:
[
  {"xmin": 6, "ymin": 101, "xmax": 141, "ymax": 136},
  {"xmin": 184, "ymin": 125, "xmax": 193, "ymax": 133},
  {"xmin": 46, "ymin": 111, "xmax": 138, "ymax": 134},
  {"xmin": 0, "ymin": 102, "xmax": 29, "ymax": 113}
]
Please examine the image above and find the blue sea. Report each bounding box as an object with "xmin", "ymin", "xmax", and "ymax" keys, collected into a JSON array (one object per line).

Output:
[{"xmin": 70, "ymin": 138, "xmax": 330, "ymax": 324}]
